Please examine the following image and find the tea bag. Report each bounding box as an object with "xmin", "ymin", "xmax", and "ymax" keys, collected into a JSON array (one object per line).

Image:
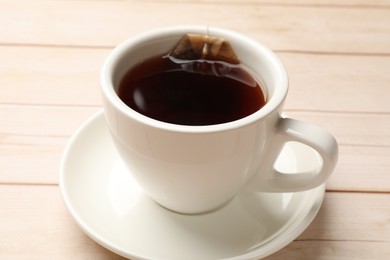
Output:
[
  {"xmin": 168, "ymin": 33, "xmax": 239, "ymax": 65},
  {"xmin": 166, "ymin": 33, "xmax": 257, "ymax": 86}
]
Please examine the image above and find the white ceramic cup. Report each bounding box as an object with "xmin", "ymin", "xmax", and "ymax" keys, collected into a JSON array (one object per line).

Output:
[{"xmin": 101, "ymin": 26, "xmax": 338, "ymax": 214}]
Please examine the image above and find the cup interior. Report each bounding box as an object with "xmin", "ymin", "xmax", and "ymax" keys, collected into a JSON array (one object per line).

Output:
[{"xmin": 102, "ymin": 26, "xmax": 288, "ymax": 130}]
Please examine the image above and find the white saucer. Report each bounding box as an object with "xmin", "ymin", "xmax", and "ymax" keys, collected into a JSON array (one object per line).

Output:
[{"xmin": 60, "ymin": 111, "xmax": 325, "ymax": 260}]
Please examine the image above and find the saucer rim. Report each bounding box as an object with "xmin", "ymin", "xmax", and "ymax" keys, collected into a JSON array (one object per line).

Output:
[{"xmin": 60, "ymin": 111, "xmax": 325, "ymax": 260}]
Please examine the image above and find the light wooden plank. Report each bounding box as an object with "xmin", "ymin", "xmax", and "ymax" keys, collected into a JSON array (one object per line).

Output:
[
  {"xmin": 327, "ymin": 145, "xmax": 390, "ymax": 192},
  {"xmin": 0, "ymin": 105, "xmax": 100, "ymax": 137},
  {"xmin": 0, "ymin": 46, "xmax": 108, "ymax": 107},
  {"xmin": 0, "ymin": 185, "xmax": 388, "ymax": 259},
  {"xmin": 1, "ymin": 1, "xmax": 389, "ymax": 54},
  {"xmin": 0, "ymin": 184, "xmax": 126, "ymax": 260},
  {"xmin": 299, "ymin": 192, "xmax": 390, "ymax": 242},
  {"xmin": 0, "ymin": 136, "xmax": 66, "ymax": 185},
  {"xmin": 1, "ymin": 107, "xmax": 389, "ymax": 192},
  {"xmin": 279, "ymin": 52, "xmax": 390, "ymax": 114},
  {"xmin": 267, "ymin": 192, "xmax": 390, "ymax": 258},
  {"xmin": 1, "ymin": 138, "xmax": 389, "ymax": 194},
  {"xmin": 1, "ymin": 140, "xmax": 389, "ymax": 193},
  {"xmin": 285, "ymin": 111, "xmax": 390, "ymax": 148},
  {"xmin": 2, "ymin": 106, "xmax": 387, "ymax": 146},
  {"xmin": 0, "ymin": 106, "xmax": 99, "ymax": 184},
  {"xmin": 1, "ymin": 46, "xmax": 390, "ymax": 114}
]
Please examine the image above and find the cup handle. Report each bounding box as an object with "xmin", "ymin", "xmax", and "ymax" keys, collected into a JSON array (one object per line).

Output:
[{"xmin": 247, "ymin": 117, "xmax": 338, "ymax": 192}]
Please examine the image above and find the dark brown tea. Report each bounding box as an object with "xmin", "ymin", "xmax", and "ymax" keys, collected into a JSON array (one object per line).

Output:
[{"xmin": 117, "ymin": 55, "xmax": 266, "ymax": 126}]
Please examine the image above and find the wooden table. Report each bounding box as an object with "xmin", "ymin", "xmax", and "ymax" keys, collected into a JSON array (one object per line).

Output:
[{"xmin": 1, "ymin": 1, "xmax": 389, "ymax": 259}]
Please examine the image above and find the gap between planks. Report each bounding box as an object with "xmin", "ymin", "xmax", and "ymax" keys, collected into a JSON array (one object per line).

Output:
[
  {"xmin": 112, "ymin": 0, "xmax": 390, "ymax": 10},
  {"xmin": 2, "ymin": 42, "xmax": 390, "ymax": 57},
  {"xmin": 0, "ymin": 103, "xmax": 389, "ymax": 116},
  {"xmin": 1, "ymin": 182, "xmax": 389, "ymax": 195}
]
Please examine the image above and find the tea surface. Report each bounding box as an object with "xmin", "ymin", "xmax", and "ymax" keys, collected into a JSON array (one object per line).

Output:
[{"xmin": 118, "ymin": 55, "xmax": 266, "ymax": 126}]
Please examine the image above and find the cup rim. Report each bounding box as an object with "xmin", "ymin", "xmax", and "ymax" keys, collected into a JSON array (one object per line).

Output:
[{"xmin": 101, "ymin": 25, "xmax": 288, "ymax": 133}]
